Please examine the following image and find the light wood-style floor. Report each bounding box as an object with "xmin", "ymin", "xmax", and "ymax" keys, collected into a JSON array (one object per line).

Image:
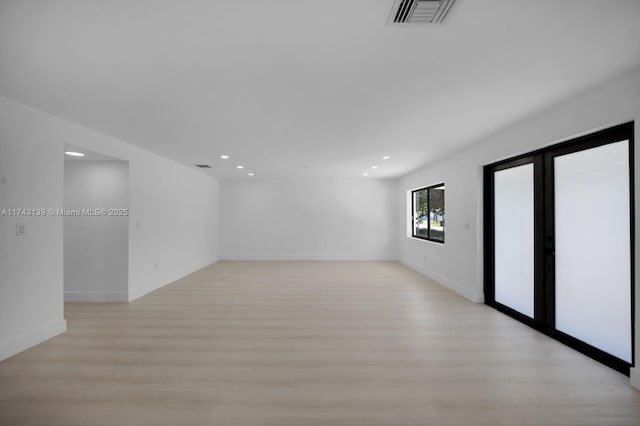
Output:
[{"xmin": 1, "ymin": 261, "xmax": 639, "ymax": 426}]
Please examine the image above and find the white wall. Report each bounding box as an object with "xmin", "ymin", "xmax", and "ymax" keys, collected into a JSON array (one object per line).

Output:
[
  {"xmin": 127, "ymin": 155, "xmax": 219, "ymax": 300},
  {"xmin": 397, "ymin": 66, "xmax": 640, "ymax": 387},
  {"xmin": 0, "ymin": 95, "xmax": 220, "ymax": 361},
  {"xmin": 64, "ymin": 161, "xmax": 129, "ymax": 302},
  {"xmin": 0, "ymin": 98, "xmax": 66, "ymax": 362},
  {"xmin": 221, "ymin": 178, "xmax": 397, "ymax": 260}
]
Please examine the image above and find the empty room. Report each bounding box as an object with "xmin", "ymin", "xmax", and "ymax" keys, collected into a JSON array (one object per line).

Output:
[{"xmin": 1, "ymin": 1, "xmax": 640, "ymax": 425}]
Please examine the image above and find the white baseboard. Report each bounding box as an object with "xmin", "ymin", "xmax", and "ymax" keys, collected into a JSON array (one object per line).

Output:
[
  {"xmin": 128, "ymin": 258, "xmax": 219, "ymax": 302},
  {"xmin": 220, "ymin": 255, "xmax": 398, "ymax": 261},
  {"xmin": 399, "ymin": 257, "xmax": 484, "ymax": 303},
  {"xmin": 0, "ymin": 319, "xmax": 67, "ymax": 362},
  {"xmin": 631, "ymin": 367, "xmax": 640, "ymax": 390},
  {"xmin": 64, "ymin": 291, "xmax": 129, "ymax": 302}
]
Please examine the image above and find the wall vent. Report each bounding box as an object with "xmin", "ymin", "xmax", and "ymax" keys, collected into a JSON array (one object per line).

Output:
[
  {"xmin": 194, "ymin": 164, "xmax": 211, "ymax": 168},
  {"xmin": 389, "ymin": 0, "xmax": 456, "ymax": 25}
]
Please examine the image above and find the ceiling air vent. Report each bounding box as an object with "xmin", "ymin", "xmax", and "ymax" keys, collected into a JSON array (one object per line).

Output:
[
  {"xmin": 195, "ymin": 164, "xmax": 211, "ymax": 168},
  {"xmin": 390, "ymin": 0, "xmax": 456, "ymax": 25}
]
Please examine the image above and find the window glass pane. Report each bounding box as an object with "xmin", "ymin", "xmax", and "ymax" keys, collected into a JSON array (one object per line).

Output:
[
  {"xmin": 428, "ymin": 185, "xmax": 445, "ymax": 242},
  {"xmin": 414, "ymin": 189, "xmax": 429, "ymax": 238},
  {"xmin": 554, "ymin": 140, "xmax": 631, "ymax": 362},
  {"xmin": 412, "ymin": 185, "xmax": 445, "ymax": 243}
]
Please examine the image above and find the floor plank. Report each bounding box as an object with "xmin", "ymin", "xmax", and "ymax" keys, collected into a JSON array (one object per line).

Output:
[{"xmin": 1, "ymin": 261, "xmax": 639, "ymax": 425}]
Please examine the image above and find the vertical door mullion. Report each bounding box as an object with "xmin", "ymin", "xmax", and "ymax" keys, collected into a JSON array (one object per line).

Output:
[
  {"xmin": 628, "ymin": 135, "xmax": 636, "ymax": 369},
  {"xmin": 542, "ymin": 153, "xmax": 556, "ymax": 329},
  {"xmin": 533, "ymin": 154, "xmax": 546, "ymax": 324}
]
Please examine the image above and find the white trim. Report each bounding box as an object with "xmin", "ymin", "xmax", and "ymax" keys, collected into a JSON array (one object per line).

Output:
[
  {"xmin": 0, "ymin": 319, "xmax": 67, "ymax": 362},
  {"xmin": 128, "ymin": 258, "xmax": 219, "ymax": 302},
  {"xmin": 631, "ymin": 367, "xmax": 640, "ymax": 390},
  {"xmin": 220, "ymin": 255, "xmax": 399, "ymax": 261},
  {"xmin": 64, "ymin": 291, "xmax": 129, "ymax": 302},
  {"xmin": 406, "ymin": 236, "xmax": 445, "ymax": 245},
  {"xmin": 399, "ymin": 256, "xmax": 484, "ymax": 303}
]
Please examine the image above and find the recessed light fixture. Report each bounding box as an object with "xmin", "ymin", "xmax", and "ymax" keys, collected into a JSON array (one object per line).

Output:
[
  {"xmin": 382, "ymin": 156, "xmax": 391, "ymax": 160},
  {"xmin": 220, "ymin": 155, "xmax": 229, "ymax": 159},
  {"xmin": 65, "ymin": 151, "xmax": 85, "ymax": 157},
  {"xmin": 371, "ymin": 166, "xmax": 378, "ymax": 169},
  {"xmin": 237, "ymin": 165, "xmax": 244, "ymax": 169},
  {"xmin": 363, "ymin": 173, "xmax": 369, "ymax": 177},
  {"xmin": 248, "ymin": 173, "xmax": 254, "ymax": 176}
]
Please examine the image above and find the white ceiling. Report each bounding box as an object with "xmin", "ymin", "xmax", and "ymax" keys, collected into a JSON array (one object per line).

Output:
[
  {"xmin": 1, "ymin": 0, "xmax": 639, "ymax": 179},
  {"xmin": 64, "ymin": 144, "xmax": 127, "ymax": 163}
]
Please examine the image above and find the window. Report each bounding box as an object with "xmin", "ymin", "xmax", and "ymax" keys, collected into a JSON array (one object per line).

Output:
[{"xmin": 411, "ymin": 183, "xmax": 445, "ymax": 243}]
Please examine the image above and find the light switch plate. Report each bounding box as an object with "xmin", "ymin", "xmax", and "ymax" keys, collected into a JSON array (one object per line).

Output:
[{"xmin": 16, "ymin": 223, "xmax": 26, "ymax": 236}]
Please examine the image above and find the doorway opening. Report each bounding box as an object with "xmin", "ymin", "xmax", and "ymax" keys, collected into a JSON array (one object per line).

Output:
[{"xmin": 63, "ymin": 145, "xmax": 129, "ymax": 302}]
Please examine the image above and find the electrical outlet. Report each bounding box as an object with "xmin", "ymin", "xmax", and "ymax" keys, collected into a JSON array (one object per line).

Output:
[{"xmin": 16, "ymin": 223, "xmax": 26, "ymax": 236}]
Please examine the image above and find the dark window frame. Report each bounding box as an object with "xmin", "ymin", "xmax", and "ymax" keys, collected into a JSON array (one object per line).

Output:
[{"xmin": 411, "ymin": 183, "xmax": 445, "ymax": 244}]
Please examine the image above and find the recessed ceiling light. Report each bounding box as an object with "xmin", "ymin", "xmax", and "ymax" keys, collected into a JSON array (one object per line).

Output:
[
  {"xmin": 248, "ymin": 173, "xmax": 254, "ymax": 176},
  {"xmin": 362, "ymin": 173, "xmax": 369, "ymax": 177},
  {"xmin": 371, "ymin": 166, "xmax": 378, "ymax": 169},
  {"xmin": 382, "ymin": 156, "xmax": 391, "ymax": 160},
  {"xmin": 220, "ymin": 155, "xmax": 229, "ymax": 159},
  {"xmin": 237, "ymin": 165, "xmax": 244, "ymax": 169},
  {"xmin": 65, "ymin": 151, "xmax": 85, "ymax": 157}
]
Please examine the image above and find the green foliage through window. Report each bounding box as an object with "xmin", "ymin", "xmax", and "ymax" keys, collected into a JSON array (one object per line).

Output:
[{"xmin": 412, "ymin": 183, "xmax": 445, "ymax": 243}]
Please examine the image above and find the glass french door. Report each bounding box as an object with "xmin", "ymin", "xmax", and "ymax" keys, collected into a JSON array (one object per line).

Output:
[
  {"xmin": 493, "ymin": 160, "xmax": 536, "ymax": 318},
  {"xmin": 485, "ymin": 122, "xmax": 634, "ymax": 374}
]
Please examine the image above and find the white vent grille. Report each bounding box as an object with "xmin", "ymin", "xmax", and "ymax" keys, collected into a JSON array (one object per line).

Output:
[{"xmin": 390, "ymin": 0, "xmax": 456, "ymax": 25}]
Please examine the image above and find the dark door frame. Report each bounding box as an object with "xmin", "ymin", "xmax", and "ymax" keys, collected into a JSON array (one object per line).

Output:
[{"xmin": 483, "ymin": 122, "xmax": 635, "ymax": 375}]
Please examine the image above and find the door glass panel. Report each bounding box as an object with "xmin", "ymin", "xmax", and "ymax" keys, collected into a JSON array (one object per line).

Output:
[
  {"xmin": 554, "ymin": 140, "xmax": 631, "ymax": 362},
  {"xmin": 494, "ymin": 163, "xmax": 535, "ymax": 318}
]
